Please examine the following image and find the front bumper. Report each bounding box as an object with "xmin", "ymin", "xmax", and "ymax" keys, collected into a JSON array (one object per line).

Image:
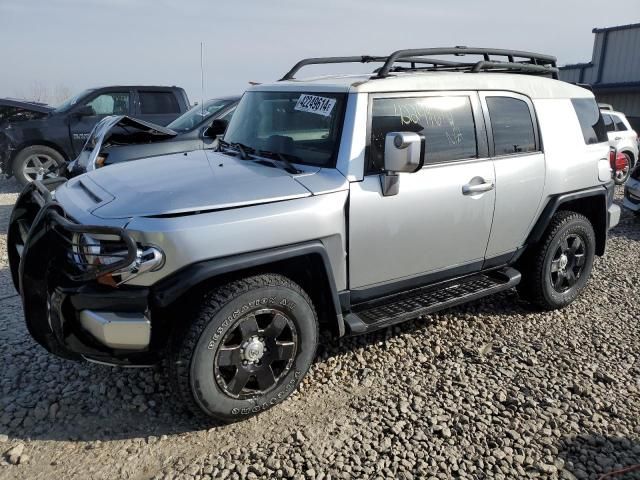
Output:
[
  {"xmin": 623, "ymin": 177, "xmax": 640, "ymax": 213},
  {"xmin": 8, "ymin": 181, "xmax": 163, "ymax": 366}
]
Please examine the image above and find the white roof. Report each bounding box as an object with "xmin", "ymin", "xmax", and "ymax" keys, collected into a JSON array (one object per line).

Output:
[{"xmin": 253, "ymin": 71, "xmax": 593, "ymax": 100}]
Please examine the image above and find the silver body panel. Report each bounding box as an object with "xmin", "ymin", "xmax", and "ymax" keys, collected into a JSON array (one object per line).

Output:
[
  {"xmin": 51, "ymin": 73, "xmax": 613, "ymax": 313},
  {"xmin": 79, "ymin": 310, "xmax": 151, "ymax": 350}
]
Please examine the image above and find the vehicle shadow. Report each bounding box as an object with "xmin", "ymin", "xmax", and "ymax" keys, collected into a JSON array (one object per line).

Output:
[{"xmin": 557, "ymin": 434, "xmax": 640, "ymax": 479}]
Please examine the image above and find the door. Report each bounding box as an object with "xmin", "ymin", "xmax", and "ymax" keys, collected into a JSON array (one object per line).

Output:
[
  {"xmin": 480, "ymin": 93, "xmax": 545, "ymax": 259},
  {"xmin": 68, "ymin": 90, "xmax": 133, "ymax": 155},
  {"xmin": 348, "ymin": 92, "xmax": 496, "ymax": 291},
  {"xmin": 135, "ymin": 90, "xmax": 182, "ymax": 126}
]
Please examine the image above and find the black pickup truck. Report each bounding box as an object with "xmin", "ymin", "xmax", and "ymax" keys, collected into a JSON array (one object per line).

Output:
[{"xmin": 0, "ymin": 85, "xmax": 190, "ymax": 185}]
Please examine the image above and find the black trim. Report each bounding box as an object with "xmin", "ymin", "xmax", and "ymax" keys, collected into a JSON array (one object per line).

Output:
[
  {"xmin": 349, "ymin": 261, "xmax": 483, "ymax": 305},
  {"xmin": 482, "ymin": 251, "xmax": 516, "ymax": 270},
  {"xmin": 525, "ymin": 185, "xmax": 610, "ymax": 256},
  {"xmin": 150, "ymin": 242, "xmax": 345, "ymax": 336}
]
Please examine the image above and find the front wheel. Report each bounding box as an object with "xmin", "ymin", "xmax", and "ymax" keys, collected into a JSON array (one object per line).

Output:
[
  {"xmin": 518, "ymin": 211, "xmax": 596, "ymax": 310},
  {"xmin": 170, "ymin": 274, "xmax": 318, "ymax": 423},
  {"xmin": 13, "ymin": 145, "xmax": 66, "ymax": 186}
]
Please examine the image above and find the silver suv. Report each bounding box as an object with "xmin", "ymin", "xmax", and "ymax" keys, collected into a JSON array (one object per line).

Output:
[{"xmin": 9, "ymin": 47, "xmax": 620, "ymax": 422}]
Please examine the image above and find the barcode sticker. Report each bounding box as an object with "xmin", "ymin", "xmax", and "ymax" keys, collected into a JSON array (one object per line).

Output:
[{"xmin": 294, "ymin": 94, "xmax": 336, "ymax": 117}]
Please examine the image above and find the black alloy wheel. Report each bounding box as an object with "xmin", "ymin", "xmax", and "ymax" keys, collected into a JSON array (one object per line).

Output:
[
  {"xmin": 214, "ymin": 308, "xmax": 297, "ymax": 398},
  {"xmin": 549, "ymin": 233, "xmax": 587, "ymax": 293}
]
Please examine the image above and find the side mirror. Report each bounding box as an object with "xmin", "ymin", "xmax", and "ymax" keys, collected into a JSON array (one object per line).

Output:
[
  {"xmin": 204, "ymin": 119, "xmax": 228, "ymax": 138},
  {"xmin": 75, "ymin": 105, "xmax": 95, "ymax": 117},
  {"xmin": 381, "ymin": 132, "xmax": 424, "ymax": 196}
]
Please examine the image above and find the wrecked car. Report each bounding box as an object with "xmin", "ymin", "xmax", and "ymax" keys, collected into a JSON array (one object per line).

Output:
[
  {"xmin": 0, "ymin": 86, "xmax": 190, "ymax": 185},
  {"xmin": 67, "ymin": 96, "xmax": 239, "ymax": 177}
]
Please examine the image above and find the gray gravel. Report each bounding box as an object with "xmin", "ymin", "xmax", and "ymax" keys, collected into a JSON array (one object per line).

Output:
[{"xmin": 0, "ymin": 177, "xmax": 639, "ymax": 480}]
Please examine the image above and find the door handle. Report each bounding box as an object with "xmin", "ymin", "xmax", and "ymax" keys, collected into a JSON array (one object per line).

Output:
[
  {"xmin": 614, "ymin": 137, "xmax": 622, "ymax": 141},
  {"xmin": 462, "ymin": 181, "xmax": 495, "ymax": 195}
]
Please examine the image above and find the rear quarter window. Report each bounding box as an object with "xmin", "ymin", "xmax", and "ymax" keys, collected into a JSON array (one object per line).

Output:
[
  {"xmin": 139, "ymin": 91, "xmax": 181, "ymax": 114},
  {"xmin": 571, "ymin": 98, "xmax": 608, "ymax": 145}
]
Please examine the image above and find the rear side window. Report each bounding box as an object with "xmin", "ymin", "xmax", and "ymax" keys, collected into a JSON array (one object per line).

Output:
[
  {"xmin": 139, "ymin": 91, "xmax": 180, "ymax": 114},
  {"xmin": 613, "ymin": 115, "xmax": 628, "ymax": 131},
  {"xmin": 369, "ymin": 96, "xmax": 477, "ymax": 172},
  {"xmin": 603, "ymin": 114, "xmax": 615, "ymax": 132},
  {"xmin": 486, "ymin": 97, "xmax": 536, "ymax": 155},
  {"xmin": 571, "ymin": 98, "xmax": 608, "ymax": 145}
]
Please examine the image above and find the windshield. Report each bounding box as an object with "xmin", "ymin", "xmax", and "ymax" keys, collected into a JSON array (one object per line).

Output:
[
  {"xmin": 168, "ymin": 98, "xmax": 236, "ymax": 132},
  {"xmin": 54, "ymin": 89, "xmax": 94, "ymax": 113},
  {"xmin": 223, "ymin": 91, "xmax": 346, "ymax": 168}
]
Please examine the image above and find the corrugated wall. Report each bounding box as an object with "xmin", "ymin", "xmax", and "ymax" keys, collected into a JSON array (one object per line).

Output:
[
  {"xmin": 597, "ymin": 92, "xmax": 640, "ymax": 117},
  {"xmin": 600, "ymin": 28, "xmax": 640, "ymax": 83},
  {"xmin": 559, "ymin": 26, "xmax": 640, "ymax": 84}
]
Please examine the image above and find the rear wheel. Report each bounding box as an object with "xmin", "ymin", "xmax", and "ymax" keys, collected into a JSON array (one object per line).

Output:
[
  {"xmin": 170, "ymin": 274, "xmax": 318, "ymax": 423},
  {"xmin": 517, "ymin": 211, "xmax": 595, "ymax": 310},
  {"xmin": 13, "ymin": 145, "xmax": 66, "ymax": 186}
]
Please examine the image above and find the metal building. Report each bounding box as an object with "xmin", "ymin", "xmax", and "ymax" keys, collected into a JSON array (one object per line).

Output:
[{"xmin": 559, "ymin": 22, "xmax": 640, "ymax": 131}]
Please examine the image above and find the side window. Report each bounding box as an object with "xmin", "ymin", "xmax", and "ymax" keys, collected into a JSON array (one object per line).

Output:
[
  {"xmin": 613, "ymin": 115, "xmax": 628, "ymax": 131},
  {"xmin": 218, "ymin": 107, "xmax": 236, "ymax": 124},
  {"xmin": 603, "ymin": 114, "xmax": 615, "ymax": 133},
  {"xmin": 571, "ymin": 98, "xmax": 608, "ymax": 145},
  {"xmin": 486, "ymin": 96, "xmax": 537, "ymax": 155},
  {"xmin": 139, "ymin": 91, "xmax": 180, "ymax": 114},
  {"xmin": 86, "ymin": 92, "xmax": 130, "ymax": 115},
  {"xmin": 369, "ymin": 96, "xmax": 477, "ymax": 172}
]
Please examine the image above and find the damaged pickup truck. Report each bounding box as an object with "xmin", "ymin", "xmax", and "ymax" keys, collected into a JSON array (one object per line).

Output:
[
  {"xmin": 0, "ymin": 86, "xmax": 190, "ymax": 185},
  {"xmin": 67, "ymin": 96, "xmax": 239, "ymax": 177}
]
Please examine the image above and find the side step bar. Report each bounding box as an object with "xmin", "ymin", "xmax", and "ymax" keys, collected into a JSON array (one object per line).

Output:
[{"xmin": 344, "ymin": 267, "xmax": 521, "ymax": 335}]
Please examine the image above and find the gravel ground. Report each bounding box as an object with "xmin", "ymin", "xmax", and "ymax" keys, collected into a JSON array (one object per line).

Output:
[{"xmin": 0, "ymin": 177, "xmax": 639, "ymax": 480}]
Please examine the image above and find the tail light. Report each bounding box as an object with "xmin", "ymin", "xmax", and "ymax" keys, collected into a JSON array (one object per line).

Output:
[{"xmin": 609, "ymin": 147, "xmax": 617, "ymax": 178}]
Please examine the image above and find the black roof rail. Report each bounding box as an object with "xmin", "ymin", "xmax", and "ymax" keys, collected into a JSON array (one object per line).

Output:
[{"xmin": 280, "ymin": 47, "xmax": 559, "ymax": 81}]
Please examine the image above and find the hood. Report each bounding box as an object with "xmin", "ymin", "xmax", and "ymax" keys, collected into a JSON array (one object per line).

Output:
[
  {"xmin": 92, "ymin": 115, "xmax": 177, "ymax": 147},
  {"xmin": 68, "ymin": 115, "xmax": 178, "ymax": 175},
  {"xmin": 62, "ymin": 150, "xmax": 317, "ymax": 218},
  {"xmin": 0, "ymin": 98, "xmax": 53, "ymax": 123}
]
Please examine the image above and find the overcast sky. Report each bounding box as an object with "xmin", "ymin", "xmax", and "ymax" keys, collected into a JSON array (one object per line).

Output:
[{"xmin": 1, "ymin": 0, "xmax": 637, "ymax": 104}]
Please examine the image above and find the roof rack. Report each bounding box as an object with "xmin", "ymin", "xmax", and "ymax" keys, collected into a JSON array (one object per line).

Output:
[{"xmin": 280, "ymin": 47, "xmax": 559, "ymax": 81}]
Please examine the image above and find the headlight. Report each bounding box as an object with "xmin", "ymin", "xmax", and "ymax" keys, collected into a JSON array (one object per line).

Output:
[
  {"xmin": 72, "ymin": 233, "xmax": 128, "ymax": 267},
  {"xmin": 72, "ymin": 233, "xmax": 164, "ymax": 285}
]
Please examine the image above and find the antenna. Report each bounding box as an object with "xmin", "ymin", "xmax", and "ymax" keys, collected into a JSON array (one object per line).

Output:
[{"xmin": 200, "ymin": 42, "xmax": 205, "ymax": 116}]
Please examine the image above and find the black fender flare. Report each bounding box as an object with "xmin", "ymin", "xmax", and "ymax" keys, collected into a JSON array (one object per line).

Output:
[
  {"xmin": 149, "ymin": 241, "xmax": 345, "ymax": 336},
  {"xmin": 525, "ymin": 184, "xmax": 612, "ymax": 256}
]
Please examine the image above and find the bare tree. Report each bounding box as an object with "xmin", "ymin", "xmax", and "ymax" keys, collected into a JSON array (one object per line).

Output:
[
  {"xmin": 14, "ymin": 82, "xmax": 72, "ymax": 105},
  {"xmin": 53, "ymin": 84, "xmax": 72, "ymax": 104}
]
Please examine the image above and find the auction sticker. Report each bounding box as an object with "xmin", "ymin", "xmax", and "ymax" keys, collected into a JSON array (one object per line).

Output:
[{"xmin": 294, "ymin": 94, "xmax": 336, "ymax": 116}]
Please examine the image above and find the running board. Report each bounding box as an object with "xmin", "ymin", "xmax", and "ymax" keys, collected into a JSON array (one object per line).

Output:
[{"xmin": 344, "ymin": 267, "xmax": 521, "ymax": 335}]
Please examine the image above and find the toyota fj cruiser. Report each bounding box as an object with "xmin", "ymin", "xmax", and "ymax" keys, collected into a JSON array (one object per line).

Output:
[{"xmin": 9, "ymin": 47, "xmax": 620, "ymax": 422}]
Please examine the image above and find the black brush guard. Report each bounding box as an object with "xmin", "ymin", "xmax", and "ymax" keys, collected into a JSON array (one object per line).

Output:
[{"xmin": 7, "ymin": 180, "xmax": 153, "ymax": 364}]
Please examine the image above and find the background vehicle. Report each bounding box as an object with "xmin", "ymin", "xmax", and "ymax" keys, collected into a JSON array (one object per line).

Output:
[
  {"xmin": 9, "ymin": 47, "xmax": 620, "ymax": 422},
  {"xmin": 601, "ymin": 109, "xmax": 639, "ymax": 184},
  {"xmin": 0, "ymin": 85, "xmax": 190, "ymax": 185},
  {"xmin": 623, "ymin": 164, "xmax": 640, "ymax": 215},
  {"xmin": 67, "ymin": 96, "xmax": 239, "ymax": 177}
]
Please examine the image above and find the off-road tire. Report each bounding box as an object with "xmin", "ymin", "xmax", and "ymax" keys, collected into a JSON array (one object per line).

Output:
[
  {"xmin": 517, "ymin": 211, "xmax": 596, "ymax": 310},
  {"xmin": 169, "ymin": 274, "xmax": 318, "ymax": 423},
  {"xmin": 13, "ymin": 145, "xmax": 66, "ymax": 186}
]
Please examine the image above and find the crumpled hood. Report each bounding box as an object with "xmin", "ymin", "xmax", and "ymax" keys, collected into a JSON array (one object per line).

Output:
[
  {"xmin": 0, "ymin": 98, "xmax": 53, "ymax": 124},
  {"xmin": 61, "ymin": 150, "xmax": 316, "ymax": 218}
]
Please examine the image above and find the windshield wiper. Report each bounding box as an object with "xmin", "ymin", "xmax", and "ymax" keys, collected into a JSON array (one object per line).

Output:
[
  {"xmin": 257, "ymin": 150, "xmax": 302, "ymax": 174},
  {"xmin": 218, "ymin": 139, "xmax": 253, "ymax": 160}
]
